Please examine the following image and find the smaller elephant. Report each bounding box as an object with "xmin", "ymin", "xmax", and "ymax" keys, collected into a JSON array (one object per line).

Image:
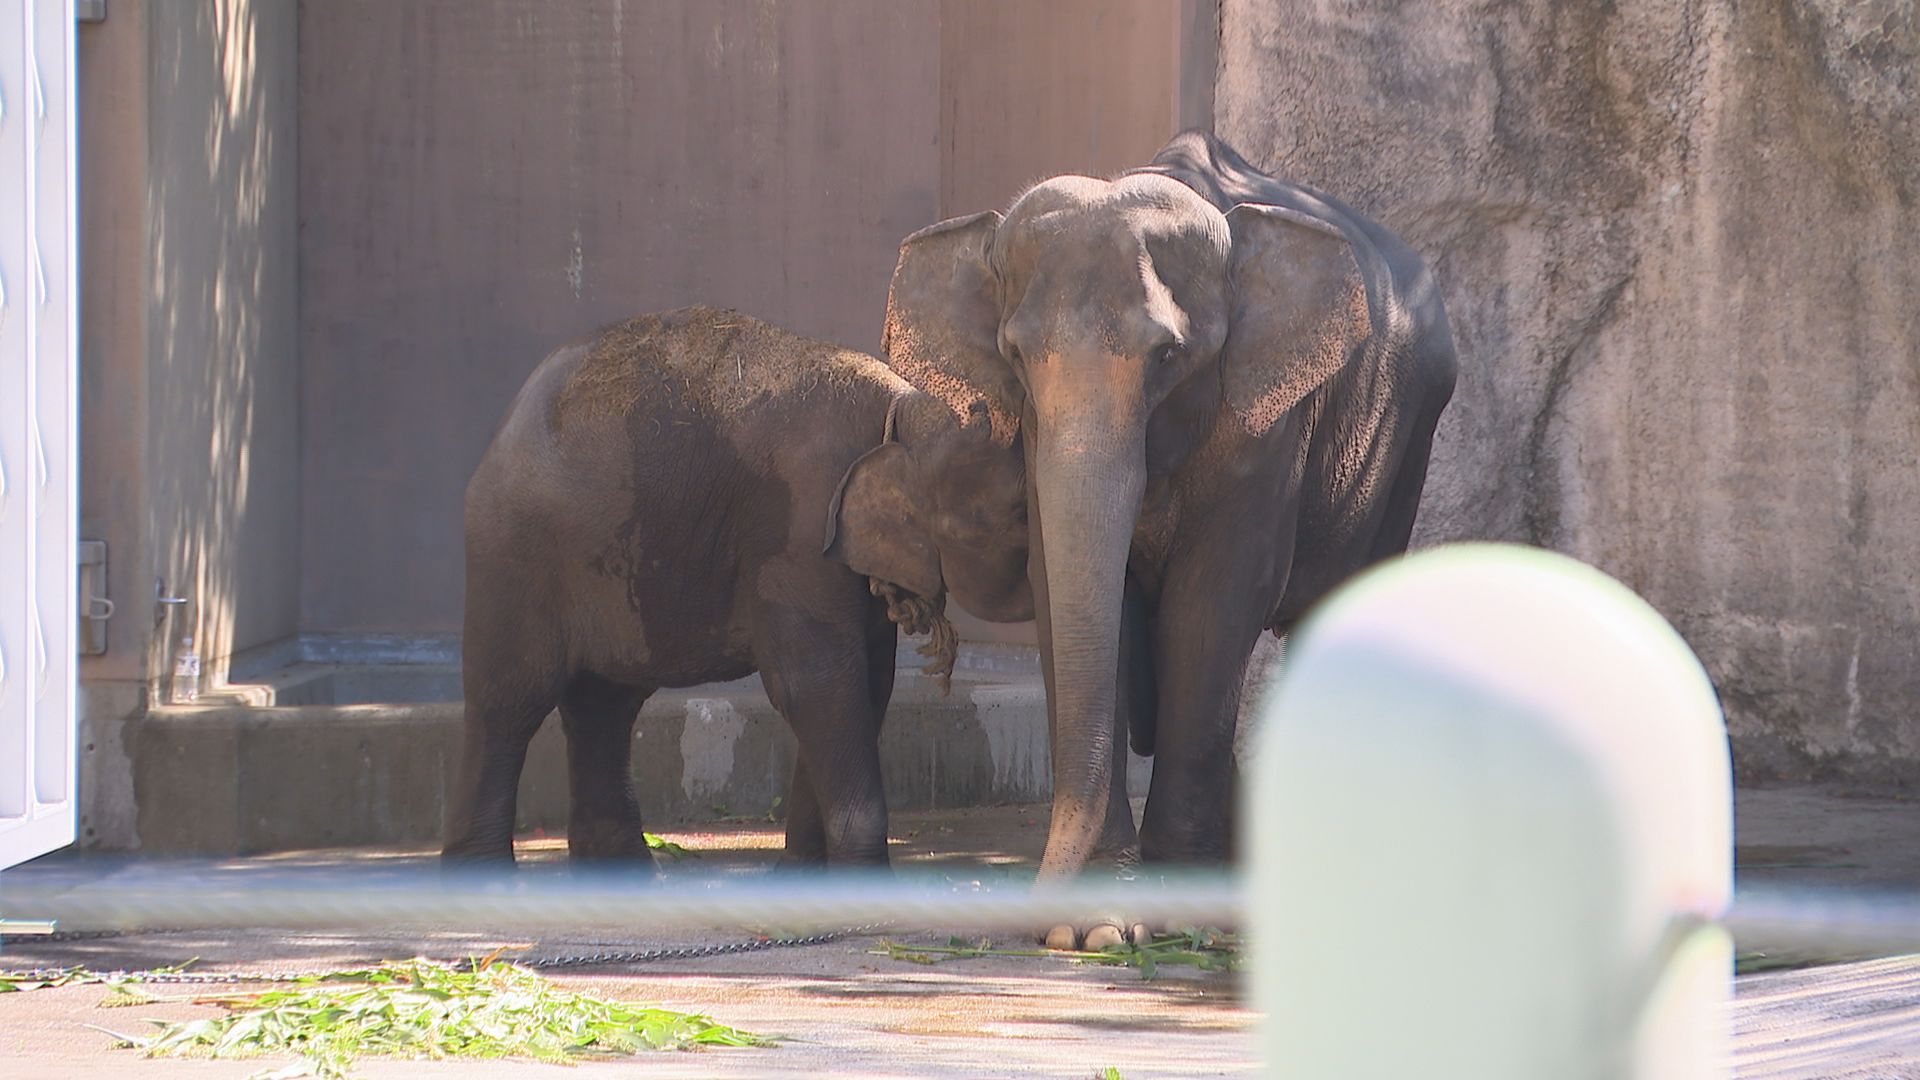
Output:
[{"xmin": 444, "ymin": 306, "xmax": 1030, "ymax": 870}]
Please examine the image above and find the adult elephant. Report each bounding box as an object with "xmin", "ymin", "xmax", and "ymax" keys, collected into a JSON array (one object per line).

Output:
[{"xmin": 883, "ymin": 131, "xmax": 1457, "ymax": 947}]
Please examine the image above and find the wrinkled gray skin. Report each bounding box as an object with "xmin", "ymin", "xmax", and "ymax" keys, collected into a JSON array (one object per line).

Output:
[
  {"xmin": 883, "ymin": 131, "xmax": 1457, "ymax": 946},
  {"xmin": 444, "ymin": 306, "xmax": 1030, "ymax": 870}
]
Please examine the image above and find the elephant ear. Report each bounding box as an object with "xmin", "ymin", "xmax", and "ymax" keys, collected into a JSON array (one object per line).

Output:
[
  {"xmin": 823, "ymin": 440, "xmax": 944, "ymax": 602},
  {"xmin": 1221, "ymin": 203, "xmax": 1376, "ymax": 437},
  {"xmin": 882, "ymin": 211, "xmax": 1021, "ymax": 448}
]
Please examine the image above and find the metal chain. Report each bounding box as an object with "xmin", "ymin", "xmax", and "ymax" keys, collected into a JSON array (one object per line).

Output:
[
  {"xmin": 1, "ymin": 924, "xmax": 891, "ymax": 986},
  {"xmin": 0, "ymin": 926, "xmax": 297, "ymax": 986},
  {"xmin": 524, "ymin": 923, "xmax": 889, "ymax": 970},
  {"xmin": 0, "ymin": 963, "xmax": 305, "ymax": 985},
  {"xmin": 25, "ymin": 927, "xmax": 129, "ymax": 942}
]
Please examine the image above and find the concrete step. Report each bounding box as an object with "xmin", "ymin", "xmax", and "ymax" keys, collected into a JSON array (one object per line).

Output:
[{"xmin": 131, "ymin": 666, "xmax": 1151, "ymax": 856}]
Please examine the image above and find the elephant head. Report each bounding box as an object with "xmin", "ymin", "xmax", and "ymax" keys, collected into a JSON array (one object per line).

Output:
[
  {"xmin": 882, "ymin": 172, "xmax": 1373, "ymax": 881},
  {"xmin": 823, "ymin": 390, "xmax": 1034, "ymax": 655}
]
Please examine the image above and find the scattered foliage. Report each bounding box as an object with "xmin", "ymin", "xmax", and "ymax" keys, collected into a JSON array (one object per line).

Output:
[
  {"xmin": 874, "ymin": 927, "xmax": 1241, "ymax": 981},
  {"xmin": 644, "ymin": 832, "xmax": 696, "ymax": 859},
  {"xmin": 93, "ymin": 957, "xmax": 766, "ymax": 1079},
  {"xmin": 1734, "ymin": 949, "xmax": 1871, "ymax": 975},
  {"xmin": 0, "ymin": 964, "xmax": 189, "ymax": 994}
]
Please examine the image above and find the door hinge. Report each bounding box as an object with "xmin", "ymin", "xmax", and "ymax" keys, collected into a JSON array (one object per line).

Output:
[{"xmin": 77, "ymin": 539, "xmax": 111, "ymax": 655}]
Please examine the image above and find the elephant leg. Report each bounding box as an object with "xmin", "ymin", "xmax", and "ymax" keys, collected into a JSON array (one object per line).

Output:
[
  {"xmin": 754, "ymin": 593, "xmax": 890, "ymax": 867},
  {"xmin": 1138, "ymin": 517, "xmax": 1294, "ymax": 867},
  {"xmin": 779, "ymin": 762, "xmax": 829, "ymax": 868},
  {"xmin": 443, "ymin": 620, "xmax": 563, "ymax": 865},
  {"xmin": 780, "ymin": 601, "xmax": 895, "ymax": 867},
  {"xmin": 558, "ymin": 674, "xmax": 655, "ymax": 866}
]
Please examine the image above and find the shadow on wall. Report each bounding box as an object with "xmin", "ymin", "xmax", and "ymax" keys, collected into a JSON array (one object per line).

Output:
[{"xmin": 145, "ymin": 0, "xmax": 300, "ymax": 692}]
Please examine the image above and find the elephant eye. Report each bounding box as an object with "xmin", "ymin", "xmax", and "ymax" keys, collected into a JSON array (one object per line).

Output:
[{"xmin": 1153, "ymin": 341, "xmax": 1184, "ymax": 366}]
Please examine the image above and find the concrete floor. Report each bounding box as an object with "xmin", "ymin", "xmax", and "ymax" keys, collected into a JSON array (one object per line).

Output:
[{"xmin": 3, "ymin": 786, "xmax": 1920, "ymax": 1077}]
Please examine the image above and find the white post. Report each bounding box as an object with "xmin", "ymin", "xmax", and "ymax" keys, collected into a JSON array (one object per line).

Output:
[{"xmin": 1250, "ymin": 543, "xmax": 1731, "ymax": 1079}]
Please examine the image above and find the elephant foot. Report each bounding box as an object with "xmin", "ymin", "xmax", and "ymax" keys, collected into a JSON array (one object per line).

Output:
[
  {"xmin": 567, "ymin": 852, "xmax": 658, "ymax": 872},
  {"xmin": 1037, "ymin": 843, "xmax": 1150, "ymax": 950},
  {"xmin": 440, "ymin": 841, "xmax": 517, "ymax": 870},
  {"xmin": 1088, "ymin": 841, "xmax": 1141, "ymax": 874},
  {"xmin": 437, "ymin": 847, "xmax": 524, "ymax": 902},
  {"xmin": 1042, "ymin": 920, "xmax": 1154, "ymax": 951},
  {"xmin": 773, "ymin": 850, "xmax": 830, "ymax": 872},
  {"xmin": 566, "ymin": 815, "xmax": 660, "ymax": 867}
]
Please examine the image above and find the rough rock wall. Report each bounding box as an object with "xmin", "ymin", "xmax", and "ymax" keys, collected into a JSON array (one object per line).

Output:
[{"xmin": 1218, "ymin": 1, "xmax": 1920, "ymax": 788}]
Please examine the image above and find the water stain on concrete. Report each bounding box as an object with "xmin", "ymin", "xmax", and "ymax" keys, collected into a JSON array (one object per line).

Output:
[{"xmin": 680, "ymin": 697, "xmax": 748, "ymax": 803}]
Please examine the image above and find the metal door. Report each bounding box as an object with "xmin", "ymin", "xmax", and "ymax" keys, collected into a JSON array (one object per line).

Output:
[{"xmin": 0, "ymin": 0, "xmax": 75, "ymax": 870}]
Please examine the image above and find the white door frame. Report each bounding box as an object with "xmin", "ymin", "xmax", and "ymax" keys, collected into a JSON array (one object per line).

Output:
[{"xmin": 0, "ymin": 0, "xmax": 77, "ymax": 871}]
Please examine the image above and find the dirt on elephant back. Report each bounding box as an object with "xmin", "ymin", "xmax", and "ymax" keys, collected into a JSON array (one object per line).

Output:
[{"xmin": 555, "ymin": 305, "xmax": 909, "ymax": 425}]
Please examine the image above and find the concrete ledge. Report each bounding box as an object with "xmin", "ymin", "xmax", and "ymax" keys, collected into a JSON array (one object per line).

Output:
[
  {"xmin": 132, "ymin": 670, "xmax": 1149, "ymax": 855},
  {"xmin": 224, "ymin": 634, "xmax": 1041, "ymax": 684}
]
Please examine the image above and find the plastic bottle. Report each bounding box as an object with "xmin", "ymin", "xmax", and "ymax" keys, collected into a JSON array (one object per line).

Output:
[{"xmin": 170, "ymin": 634, "xmax": 201, "ymax": 704}]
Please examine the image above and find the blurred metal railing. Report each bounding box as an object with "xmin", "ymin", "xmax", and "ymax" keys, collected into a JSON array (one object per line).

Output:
[{"xmin": 1, "ymin": 869, "xmax": 1917, "ymax": 959}]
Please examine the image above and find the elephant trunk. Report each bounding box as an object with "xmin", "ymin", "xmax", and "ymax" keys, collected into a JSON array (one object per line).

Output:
[{"xmin": 1031, "ymin": 413, "xmax": 1147, "ymax": 883}]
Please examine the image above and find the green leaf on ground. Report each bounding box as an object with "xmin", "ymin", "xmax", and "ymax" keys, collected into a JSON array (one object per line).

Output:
[
  {"xmin": 1735, "ymin": 949, "xmax": 1876, "ymax": 975},
  {"xmin": 644, "ymin": 832, "xmax": 696, "ymax": 859},
  {"xmin": 873, "ymin": 927, "xmax": 1240, "ymax": 981},
  {"xmin": 99, "ymin": 983, "xmax": 160, "ymax": 1008},
  {"xmin": 114, "ymin": 957, "xmax": 766, "ymax": 1078}
]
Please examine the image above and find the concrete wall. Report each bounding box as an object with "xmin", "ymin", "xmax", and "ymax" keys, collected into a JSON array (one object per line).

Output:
[
  {"xmin": 937, "ymin": 0, "xmax": 1187, "ymax": 217},
  {"xmin": 127, "ymin": 669, "xmax": 1133, "ymax": 855},
  {"xmin": 147, "ymin": 0, "xmax": 302, "ymax": 673},
  {"xmin": 1217, "ymin": 0, "xmax": 1920, "ymax": 789},
  {"xmin": 295, "ymin": 1, "xmax": 1210, "ymax": 639},
  {"xmin": 75, "ymin": 0, "xmax": 151, "ymax": 850},
  {"xmin": 74, "ymin": 0, "xmax": 302, "ymax": 847},
  {"xmin": 77, "ymin": 3, "xmax": 150, "ymax": 686}
]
